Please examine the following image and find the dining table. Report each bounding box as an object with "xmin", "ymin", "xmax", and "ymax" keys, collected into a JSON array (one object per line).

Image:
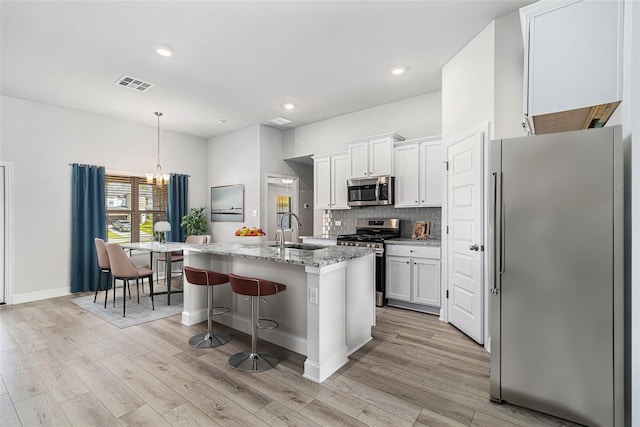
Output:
[{"xmin": 120, "ymin": 241, "xmax": 188, "ymax": 305}]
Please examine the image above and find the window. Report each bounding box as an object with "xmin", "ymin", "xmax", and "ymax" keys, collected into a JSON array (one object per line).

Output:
[{"xmin": 106, "ymin": 175, "xmax": 167, "ymax": 243}]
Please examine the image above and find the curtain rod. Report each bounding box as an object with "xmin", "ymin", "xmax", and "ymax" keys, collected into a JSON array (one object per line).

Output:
[{"xmin": 69, "ymin": 164, "xmax": 190, "ymax": 177}]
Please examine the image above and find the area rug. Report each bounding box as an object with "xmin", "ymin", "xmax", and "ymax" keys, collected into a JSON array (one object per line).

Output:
[{"xmin": 72, "ymin": 288, "xmax": 183, "ymax": 329}]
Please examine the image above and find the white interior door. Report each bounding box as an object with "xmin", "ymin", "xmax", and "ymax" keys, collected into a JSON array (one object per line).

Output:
[{"xmin": 446, "ymin": 130, "xmax": 484, "ymax": 343}]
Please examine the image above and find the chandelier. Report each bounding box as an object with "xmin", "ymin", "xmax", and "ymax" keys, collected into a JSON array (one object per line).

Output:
[{"xmin": 146, "ymin": 111, "xmax": 170, "ymax": 186}]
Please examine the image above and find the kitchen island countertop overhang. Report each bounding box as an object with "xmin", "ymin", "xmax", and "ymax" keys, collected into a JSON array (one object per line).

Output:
[{"xmin": 180, "ymin": 242, "xmax": 377, "ymax": 383}]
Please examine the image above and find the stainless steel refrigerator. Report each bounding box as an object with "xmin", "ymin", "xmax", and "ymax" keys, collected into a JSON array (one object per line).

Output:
[{"xmin": 488, "ymin": 126, "xmax": 625, "ymax": 426}]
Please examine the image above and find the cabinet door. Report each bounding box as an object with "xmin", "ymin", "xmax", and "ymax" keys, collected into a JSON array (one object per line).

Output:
[
  {"xmin": 523, "ymin": 0, "xmax": 623, "ymax": 117},
  {"xmin": 394, "ymin": 144, "xmax": 419, "ymax": 207},
  {"xmin": 314, "ymin": 157, "xmax": 331, "ymax": 210},
  {"xmin": 413, "ymin": 258, "xmax": 441, "ymax": 307},
  {"xmin": 331, "ymin": 154, "xmax": 350, "ymax": 209},
  {"xmin": 386, "ymin": 256, "xmax": 411, "ymax": 301},
  {"xmin": 348, "ymin": 142, "xmax": 369, "ymax": 179},
  {"xmin": 420, "ymin": 142, "xmax": 443, "ymax": 206},
  {"xmin": 369, "ymin": 137, "xmax": 393, "ymax": 177}
]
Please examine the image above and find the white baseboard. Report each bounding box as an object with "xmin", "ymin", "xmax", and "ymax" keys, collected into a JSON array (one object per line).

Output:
[{"xmin": 11, "ymin": 287, "xmax": 71, "ymax": 304}]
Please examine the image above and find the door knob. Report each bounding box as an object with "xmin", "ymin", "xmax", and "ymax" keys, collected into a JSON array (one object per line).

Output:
[{"xmin": 469, "ymin": 244, "xmax": 479, "ymax": 251}]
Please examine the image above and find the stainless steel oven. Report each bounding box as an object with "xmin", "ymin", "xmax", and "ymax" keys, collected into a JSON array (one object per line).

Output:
[
  {"xmin": 337, "ymin": 218, "xmax": 400, "ymax": 306},
  {"xmin": 347, "ymin": 176, "xmax": 394, "ymax": 207}
]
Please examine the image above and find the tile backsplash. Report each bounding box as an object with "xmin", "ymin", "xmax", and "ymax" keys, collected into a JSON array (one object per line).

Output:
[{"xmin": 322, "ymin": 206, "xmax": 442, "ymax": 239}]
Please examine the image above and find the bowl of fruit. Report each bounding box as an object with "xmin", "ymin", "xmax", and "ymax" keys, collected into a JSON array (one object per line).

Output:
[{"xmin": 233, "ymin": 226, "xmax": 267, "ymax": 243}]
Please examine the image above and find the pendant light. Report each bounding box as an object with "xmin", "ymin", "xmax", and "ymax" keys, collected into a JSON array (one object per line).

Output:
[{"xmin": 146, "ymin": 112, "xmax": 170, "ymax": 186}]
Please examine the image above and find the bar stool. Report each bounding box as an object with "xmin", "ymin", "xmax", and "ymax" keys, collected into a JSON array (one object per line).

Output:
[
  {"xmin": 227, "ymin": 273, "xmax": 287, "ymax": 372},
  {"xmin": 184, "ymin": 266, "xmax": 231, "ymax": 348}
]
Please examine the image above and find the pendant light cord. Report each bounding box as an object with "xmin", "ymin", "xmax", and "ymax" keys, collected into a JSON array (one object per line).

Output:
[{"xmin": 155, "ymin": 112, "xmax": 163, "ymax": 169}]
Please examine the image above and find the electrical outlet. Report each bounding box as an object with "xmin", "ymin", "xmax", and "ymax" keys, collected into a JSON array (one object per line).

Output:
[
  {"xmin": 252, "ymin": 210, "xmax": 258, "ymax": 217},
  {"xmin": 335, "ymin": 220, "xmax": 341, "ymax": 226},
  {"xmin": 309, "ymin": 287, "xmax": 318, "ymax": 304}
]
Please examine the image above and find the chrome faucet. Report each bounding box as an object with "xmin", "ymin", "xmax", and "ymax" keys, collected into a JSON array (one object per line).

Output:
[{"xmin": 277, "ymin": 212, "xmax": 302, "ymax": 250}]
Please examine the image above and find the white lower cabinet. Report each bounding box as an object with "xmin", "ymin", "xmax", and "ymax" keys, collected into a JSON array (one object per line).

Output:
[{"xmin": 386, "ymin": 244, "xmax": 441, "ymax": 312}]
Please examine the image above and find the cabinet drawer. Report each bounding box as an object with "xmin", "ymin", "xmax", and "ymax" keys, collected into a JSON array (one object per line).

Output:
[{"xmin": 386, "ymin": 245, "xmax": 440, "ymax": 259}]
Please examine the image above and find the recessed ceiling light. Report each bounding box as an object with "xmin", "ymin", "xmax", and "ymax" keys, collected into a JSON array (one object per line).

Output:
[
  {"xmin": 391, "ymin": 66, "xmax": 406, "ymax": 76},
  {"xmin": 283, "ymin": 102, "xmax": 296, "ymax": 110},
  {"xmin": 156, "ymin": 46, "xmax": 173, "ymax": 57}
]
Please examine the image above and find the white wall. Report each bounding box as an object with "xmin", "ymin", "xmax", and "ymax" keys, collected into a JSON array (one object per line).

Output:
[
  {"xmin": 207, "ymin": 125, "xmax": 261, "ymax": 242},
  {"xmin": 442, "ymin": 22, "xmax": 495, "ymax": 142},
  {"xmin": 207, "ymin": 124, "xmax": 297, "ymax": 242},
  {"xmin": 494, "ymin": 12, "xmax": 528, "ymax": 140},
  {"xmin": 283, "ymin": 92, "xmax": 442, "ymax": 158},
  {"xmin": 1, "ymin": 95, "xmax": 207, "ymax": 301}
]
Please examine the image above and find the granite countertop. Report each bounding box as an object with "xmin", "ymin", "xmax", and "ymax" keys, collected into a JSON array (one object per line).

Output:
[
  {"xmin": 385, "ymin": 238, "xmax": 442, "ymax": 247},
  {"xmin": 184, "ymin": 242, "xmax": 375, "ymax": 268}
]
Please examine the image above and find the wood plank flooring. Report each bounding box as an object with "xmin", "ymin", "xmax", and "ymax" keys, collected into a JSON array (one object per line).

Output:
[{"xmin": 0, "ymin": 293, "xmax": 580, "ymax": 426}]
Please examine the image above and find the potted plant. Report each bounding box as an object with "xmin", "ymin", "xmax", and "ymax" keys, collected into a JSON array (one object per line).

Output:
[{"xmin": 181, "ymin": 207, "xmax": 208, "ymax": 236}]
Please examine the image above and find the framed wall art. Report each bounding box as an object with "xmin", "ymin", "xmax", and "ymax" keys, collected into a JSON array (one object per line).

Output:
[{"xmin": 211, "ymin": 184, "xmax": 244, "ymax": 222}]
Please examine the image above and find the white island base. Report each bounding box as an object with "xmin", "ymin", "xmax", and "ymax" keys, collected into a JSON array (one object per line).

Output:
[{"xmin": 181, "ymin": 250, "xmax": 375, "ymax": 383}]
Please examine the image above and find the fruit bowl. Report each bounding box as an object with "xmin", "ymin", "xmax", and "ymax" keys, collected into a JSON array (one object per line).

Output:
[{"xmin": 233, "ymin": 235, "xmax": 267, "ymax": 244}]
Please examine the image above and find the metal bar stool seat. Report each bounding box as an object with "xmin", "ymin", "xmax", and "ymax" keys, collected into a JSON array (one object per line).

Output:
[
  {"xmin": 227, "ymin": 273, "xmax": 287, "ymax": 372},
  {"xmin": 184, "ymin": 266, "xmax": 231, "ymax": 348}
]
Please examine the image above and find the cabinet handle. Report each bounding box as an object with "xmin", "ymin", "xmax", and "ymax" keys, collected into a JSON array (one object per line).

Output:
[
  {"xmin": 406, "ymin": 261, "xmax": 410, "ymax": 264},
  {"xmin": 421, "ymin": 200, "xmax": 425, "ymax": 203}
]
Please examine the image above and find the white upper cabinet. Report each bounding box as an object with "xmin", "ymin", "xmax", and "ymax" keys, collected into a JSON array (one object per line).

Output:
[
  {"xmin": 314, "ymin": 155, "xmax": 331, "ymax": 209},
  {"xmin": 394, "ymin": 136, "xmax": 442, "ymax": 208},
  {"xmin": 394, "ymin": 143, "xmax": 420, "ymax": 206},
  {"xmin": 521, "ymin": 0, "xmax": 623, "ymax": 134},
  {"xmin": 419, "ymin": 141, "xmax": 442, "ymax": 206},
  {"xmin": 330, "ymin": 154, "xmax": 350, "ymax": 209},
  {"xmin": 314, "ymin": 152, "xmax": 350, "ymax": 210},
  {"xmin": 347, "ymin": 133, "xmax": 404, "ymax": 179}
]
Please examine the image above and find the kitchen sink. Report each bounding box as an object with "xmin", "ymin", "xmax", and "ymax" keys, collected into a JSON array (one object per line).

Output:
[{"xmin": 268, "ymin": 243, "xmax": 326, "ymax": 251}]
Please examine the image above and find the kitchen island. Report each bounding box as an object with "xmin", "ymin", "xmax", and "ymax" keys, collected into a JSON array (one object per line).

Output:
[{"xmin": 181, "ymin": 242, "xmax": 376, "ymax": 383}]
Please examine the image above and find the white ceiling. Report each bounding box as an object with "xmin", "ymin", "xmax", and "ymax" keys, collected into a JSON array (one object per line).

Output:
[{"xmin": 1, "ymin": 1, "xmax": 533, "ymax": 139}]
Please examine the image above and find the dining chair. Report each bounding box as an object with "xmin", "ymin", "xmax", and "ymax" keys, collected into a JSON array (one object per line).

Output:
[
  {"xmin": 105, "ymin": 243, "xmax": 154, "ymax": 317},
  {"xmin": 156, "ymin": 234, "xmax": 209, "ymax": 285},
  {"xmin": 94, "ymin": 238, "xmax": 112, "ymax": 307}
]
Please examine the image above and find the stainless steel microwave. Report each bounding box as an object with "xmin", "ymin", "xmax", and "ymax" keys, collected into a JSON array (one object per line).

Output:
[{"xmin": 347, "ymin": 176, "xmax": 395, "ymax": 207}]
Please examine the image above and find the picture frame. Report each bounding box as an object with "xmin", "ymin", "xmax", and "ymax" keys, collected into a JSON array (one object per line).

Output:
[
  {"xmin": 211, "ymin": 184, "xmax": 244, "ymax": 222},
  {"xmin": 412, "ymin": 221, "xmax": 430, "ymax": 240}
]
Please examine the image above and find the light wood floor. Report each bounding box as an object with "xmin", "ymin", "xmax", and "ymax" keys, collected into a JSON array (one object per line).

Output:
[{"xmin": 0, "ymin": 293, "xmax": 579, "ymax": 426}]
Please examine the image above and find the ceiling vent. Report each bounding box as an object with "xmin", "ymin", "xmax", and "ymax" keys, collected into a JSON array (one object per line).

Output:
[
  {"xmin": 115, "ymin": 75, "xmax": 154, "ymax": 92},
  {"xmin": 267, "ymin": 117, "xmax": 292, "ymax": 126}
]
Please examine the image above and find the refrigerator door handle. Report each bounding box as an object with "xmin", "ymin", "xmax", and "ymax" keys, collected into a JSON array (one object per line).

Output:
[
  {"xmin": 499, "ymin": 171, "xmax": 505, "ymax": 275},
  {"xmin": 491, "ymin": 172, "xmax": 503, "ymax": 295}
]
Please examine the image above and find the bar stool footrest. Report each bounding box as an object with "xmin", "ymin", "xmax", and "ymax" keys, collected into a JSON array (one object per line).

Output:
[
  {"xmin": 189, "ymin": 331, "xmax": 231, "ymax": 348},
  {"xmin": 228, "ymin": 351, "xmax": 279, "ymax": 372},
  {"xmin": 256, "ymin": 318, "xmax": 279, "ymax": 330}
]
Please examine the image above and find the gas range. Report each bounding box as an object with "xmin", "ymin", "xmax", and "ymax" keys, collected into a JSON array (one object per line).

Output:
[
  {"xmin": 337, "ymin": 218, "xmax": 400, "ymax": 253},
  {"xmin": 337, "ymin": 218, "xmax": 400, "ymax": 307}
]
